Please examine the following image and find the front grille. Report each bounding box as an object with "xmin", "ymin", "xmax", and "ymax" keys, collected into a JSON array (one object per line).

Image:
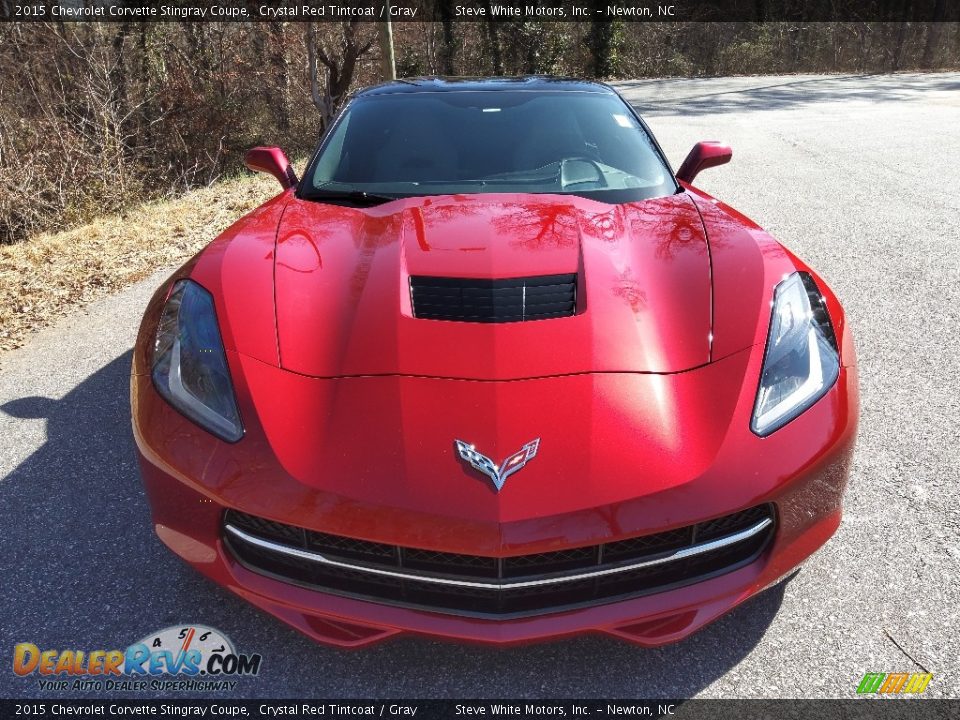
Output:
[
  {"xmin": 223, "ymin": 505, "xmax": 775, "ymax": 618},
  {"xmin": 409, "ymin": 274, "xmax": 577, "ymax": 323}
]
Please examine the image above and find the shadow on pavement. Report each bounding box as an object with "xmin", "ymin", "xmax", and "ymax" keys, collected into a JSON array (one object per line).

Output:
[
  {"xmin": 1, "ymin": 351, "xmax": 788, "ymax": 698},
  {"xmin": 622, "ymin": 73, "xmax": 960, "ymax": 117}
]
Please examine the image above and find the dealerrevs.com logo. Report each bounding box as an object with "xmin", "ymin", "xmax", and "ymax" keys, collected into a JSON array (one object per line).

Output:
[{"xmin": 13, "ymin": 625, "xmax": 262, "ymax": 692}]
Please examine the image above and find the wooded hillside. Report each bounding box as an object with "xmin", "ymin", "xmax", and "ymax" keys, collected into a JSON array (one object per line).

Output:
[{"xmin": 1, "ymin": 20, "xmax": 957, "ymax": 244}]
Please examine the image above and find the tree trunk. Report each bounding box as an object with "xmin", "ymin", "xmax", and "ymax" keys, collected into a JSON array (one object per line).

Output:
[
  {"xmin": 893, "ymin": 21, "xmax": 908, "ymax": 70},
  {"xmin": 269, "ymin": 22, "xmax": 290, "ymax": 133},
  {"xmin": 587, "ymin": 9, "xmax": 619, "ymax": 79},
  {"xmin": 305, "ymin": 21, "xmax": 373, "ymax": 136},
  {"xmin": 110, "ymin": 22, "xmax": 132, "ymax": 122},
  {"xmin": 137, "ymin": 22, "xmax": 153, "ymax": 153},
  {"xmin": 438, "ymin": 0, "xmax": 456, "ymax": 75},
  {"xmin": 305, "ymin": 22, "xmax": 334, "ymax": 134},
  {"xmin": 921, "ymin": 0, "xmax": 947, "ymax": 68},
  {"xmin": 481, "ymin": 0, "xmax": 503, "ymax": 75},
  {"xmin": 892, "ymin": 0, "xmax": 911, "ymax": 70}
]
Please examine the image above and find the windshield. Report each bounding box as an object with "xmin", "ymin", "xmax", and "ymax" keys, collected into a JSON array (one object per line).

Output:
[{"xmin": 300, "ymin": 90, "xmax": 677, "ymax": 204}]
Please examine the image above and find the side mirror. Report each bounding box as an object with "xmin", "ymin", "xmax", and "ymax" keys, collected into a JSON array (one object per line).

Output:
[
  {"xmin": 244, "ymin": 146, "xmax": 298, "ymax": 189},
  {"xmin": 675, "ymin": 141, "xmax": 732, "ymax": 185}
]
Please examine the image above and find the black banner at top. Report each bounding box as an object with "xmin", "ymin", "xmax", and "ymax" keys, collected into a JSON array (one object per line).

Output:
[
  {"xmin": 2, "ymin": 0, "xmax": 959, "ymax": 23},
  {"xmin": 1, "ymin": 700, "xmax": 959, "ymax": 719}
]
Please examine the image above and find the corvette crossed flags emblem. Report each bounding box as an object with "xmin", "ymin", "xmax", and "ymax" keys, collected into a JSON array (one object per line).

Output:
[{"xmin": 454, "ymin": 438, "xmax": 540, "ymax": 492}]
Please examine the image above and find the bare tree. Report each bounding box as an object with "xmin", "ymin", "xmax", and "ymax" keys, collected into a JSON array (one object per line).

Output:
[
  {"xmin": 306, "ymin": 21, "xmax": 374, "ymax": 134},
  {"xmin": 921, "ymin": 0, "xmax": 947, "ymax": 67},
  {"xmin": 481, "ymin": 0, "xmax": 503, "ymax": 75},
  {"xmin": 269, "ymin": 22, "xmax": 291, "ymax": 133},
  {"xmin": 3, "ymin": 18, "xmax": 959, "ymax": 245},
  {"xmin": 436, "ymin": 0, "xmax": 456, "ymax": 75}
]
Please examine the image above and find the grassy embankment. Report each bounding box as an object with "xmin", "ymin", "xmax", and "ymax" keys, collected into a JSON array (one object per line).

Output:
[{"xmin": 0, "ymin": 173, "xmax": 277, "ymax": 352}]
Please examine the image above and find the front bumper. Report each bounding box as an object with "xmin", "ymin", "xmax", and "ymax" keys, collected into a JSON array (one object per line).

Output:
[{"xmin": 132, "ymin": 347, "xmax": 858, "ymax": 648}]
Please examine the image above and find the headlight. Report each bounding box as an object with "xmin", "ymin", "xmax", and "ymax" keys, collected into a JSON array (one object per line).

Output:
[
  {"xmin": 152, "ymin": 279, "xmax": 244, "ymax": 442},
  {"xmin": 751, "ymin": 272, "xmax": 840, "ymax": 436}
]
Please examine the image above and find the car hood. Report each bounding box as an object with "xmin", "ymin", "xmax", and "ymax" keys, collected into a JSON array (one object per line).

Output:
[{"xmin": 273, "ymin": 192, "xmax": 711, "ymax": 380}]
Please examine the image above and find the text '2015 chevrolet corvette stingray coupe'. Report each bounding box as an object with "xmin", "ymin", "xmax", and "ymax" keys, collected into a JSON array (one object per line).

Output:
[{"xmin": 132, "ymin": 77, "xmax": 858, "ymax": 648}]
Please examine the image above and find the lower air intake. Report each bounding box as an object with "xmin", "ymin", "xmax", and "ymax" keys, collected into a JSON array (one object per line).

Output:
[{"xmin": 223, "ymin": 505, "xmax": 775, "ymax": 618}]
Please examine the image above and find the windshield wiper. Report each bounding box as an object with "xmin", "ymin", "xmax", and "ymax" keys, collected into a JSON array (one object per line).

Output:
[
  {"xmin": 411, "ymin": 179, "xmax": 487, "ymax": 185},
  {"xmin": 303, "ymin": 189, "xmax": 398, "ymax": 206}
]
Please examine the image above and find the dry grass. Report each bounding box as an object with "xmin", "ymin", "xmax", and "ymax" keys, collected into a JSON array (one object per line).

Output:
[{"xmin": 0, "ymin": 173, "xmax": 277, "ymax": 352}]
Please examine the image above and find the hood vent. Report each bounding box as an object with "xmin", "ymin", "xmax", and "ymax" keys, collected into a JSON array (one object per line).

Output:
[{"xmin": 410, "ymin": 274, "xmax": 577, "ymax": 323}]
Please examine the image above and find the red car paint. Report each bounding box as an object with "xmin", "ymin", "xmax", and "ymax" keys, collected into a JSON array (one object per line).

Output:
[
  {"xmin": 675, "ymin": 141, "xmax": 733, "ymax": 185},
  {"xmin": 132, "ymin": 105, "xmax": 857, "ymax": 650},
  {"xmin": 244, "ymin": 146, "xmax": 299, "ymax": 190},
  {"xmin": 275, "ymin": 192, "xmax": 711, "ymax": 378}
]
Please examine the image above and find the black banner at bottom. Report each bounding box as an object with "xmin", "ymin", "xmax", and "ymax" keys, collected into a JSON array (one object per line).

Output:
[{"xmin": 1, "ymin": 700, "xmax": 957, "ymax": 720}]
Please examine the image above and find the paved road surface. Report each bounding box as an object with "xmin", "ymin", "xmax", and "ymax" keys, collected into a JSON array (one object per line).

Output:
[{"xmin": 2, "ymin": 73, "xmax": 958, "ymax": 699}]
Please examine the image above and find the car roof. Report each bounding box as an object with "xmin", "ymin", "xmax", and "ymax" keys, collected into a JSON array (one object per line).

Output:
[{"xmin": 355, "ymin": 76, "xmax": 616, "ymax": 97}]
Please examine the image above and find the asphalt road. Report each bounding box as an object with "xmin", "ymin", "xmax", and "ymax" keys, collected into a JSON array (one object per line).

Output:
[{"xmin": 1, "ymin": 73, "xmax": 958, "ymax": 700}]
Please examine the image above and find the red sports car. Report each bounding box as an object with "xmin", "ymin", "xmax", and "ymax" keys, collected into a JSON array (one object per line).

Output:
[{"xmin": 132, "ymin": 77, "xmax": 858, "ymax": 648}]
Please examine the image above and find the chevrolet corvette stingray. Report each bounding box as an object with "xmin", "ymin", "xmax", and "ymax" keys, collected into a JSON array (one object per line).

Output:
[{"xmin": 131, "ymin": 77, "xmax": 858, "ymax": 647}]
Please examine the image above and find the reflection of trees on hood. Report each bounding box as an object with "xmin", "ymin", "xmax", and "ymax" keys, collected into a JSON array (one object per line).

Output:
[
  {"xmin": 612, "ymin": 268, "xmax": 649, "ymax": 315},
  {"xmin": 496, "ymin": 204, "xmax": 580, "ymax": 251}
]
